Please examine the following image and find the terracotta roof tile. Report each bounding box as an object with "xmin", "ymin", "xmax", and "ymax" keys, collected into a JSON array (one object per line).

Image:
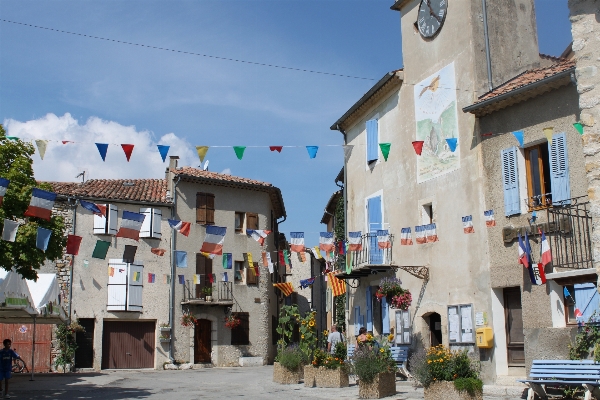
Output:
[
  {"xmin": 173, "ymin": 167, "xmax": 273, "ymax": 187},
  {"xmin": 47, "ymin": 179, "xmax": 169, "ymax": 204}
]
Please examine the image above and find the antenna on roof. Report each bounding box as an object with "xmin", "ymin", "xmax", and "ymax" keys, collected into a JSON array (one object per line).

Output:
[
  {"xmin": 75, "ymin": 170, "xmax": 86, "ymax": 184},
  {"xmin": 203, "ymin": 160, "xmax": 209, "ymax": 171}
]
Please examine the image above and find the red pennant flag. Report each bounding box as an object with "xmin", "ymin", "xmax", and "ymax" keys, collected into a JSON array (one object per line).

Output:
[
  {"xmin": 254, "ymin": 264, "xmax": 260, "ymax": 277},
  {"xmin": 62, "ymin": 141, "xmax": 73, "ymax": 144},
  {"xmin": 208, "ymin": 273, "xmax": 215, "ymax": 284},
  {"xmin": 121, "ymin": 144, "xmax": 135, "ymax": 162},
  {"xmin": 66, "ymin": 235, "xmax": 83, "ymax": 255},
  {"xmin": 279, "ymin": 251, "xmax": 285, "ymax": 265},
  {"xmin": 269, "ymin": 146, "xmax": 283, "ymax": 153},
  {"xmin": 151, "ymin": 248, "xmax": 166, "ymax": 256},
  {"xmin": 412, "ymin": 141, "xmax": 424, "ymax": 156}
]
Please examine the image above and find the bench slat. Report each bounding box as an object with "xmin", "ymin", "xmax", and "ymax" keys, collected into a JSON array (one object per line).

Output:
[
  {"xmin": 532, "ymin": 365, "xmax": 600, "ymax": 370},
  {"xmin": 532, "ymin": 360, "xmax": 598, "ymax": 365},
  {"xmin": 531, "ymin": 369, "xmax": 600, "ymax": 375},
  {"xmin": 519, "ymin": 379, "xmax": 600, "ymax": 386}
]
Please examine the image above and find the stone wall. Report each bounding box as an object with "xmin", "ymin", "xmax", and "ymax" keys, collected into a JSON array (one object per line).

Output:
[{"xmin": 569, "ymin": 0, "xmax": 600, "ymax": 293}]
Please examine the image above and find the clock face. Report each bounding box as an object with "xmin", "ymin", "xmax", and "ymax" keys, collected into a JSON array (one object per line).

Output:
[{"xmin": 417, "ymin": 0, "xmax": 448, "ymax": 39}]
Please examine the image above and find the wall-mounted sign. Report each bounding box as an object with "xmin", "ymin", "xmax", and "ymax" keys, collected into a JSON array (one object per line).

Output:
[{"xmin": 502, "ymin": 217, "xmax": 570, "ymax": 243}]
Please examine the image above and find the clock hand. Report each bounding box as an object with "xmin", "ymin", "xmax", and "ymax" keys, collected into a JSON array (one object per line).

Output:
[{"xmin": 424, "ymin": 0, "xmax": 443, "ymax": 23}]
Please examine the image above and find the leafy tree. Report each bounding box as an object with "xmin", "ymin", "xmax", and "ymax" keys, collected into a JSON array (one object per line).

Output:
[{"xmin": 0, "ymin": 125, "xmax": 66, "ymax": 280}]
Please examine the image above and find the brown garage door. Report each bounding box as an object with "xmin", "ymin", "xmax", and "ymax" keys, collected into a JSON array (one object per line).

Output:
[{"xmin": 102, "ymin": 321, "xmax": 155, "ymax": 369}]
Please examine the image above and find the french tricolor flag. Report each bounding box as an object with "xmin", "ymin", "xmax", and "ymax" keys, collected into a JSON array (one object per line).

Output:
[
  {"xmin": 348, "ymin": 231, "xmax": 362, "ymax": 251},
  {"xmin": 80, "ymin": 200, "xmax": 106, "ymax": 216},
  {"xmin": 531, "ymin": 263, "xmax": 547, "ymax": 285},
  {"xmin": 415, "ymin": 225, "xmax": 427, "ymax": 244},
  {"xmin": 247, "ymin": 229, "xmax": 271, "ymax": 246},
  {"xmin": 319, "ymin": 232, "xmax": 334, "ymax": 252},
  {"xmin": 290, "ymin": 232, "xmax": 305, "ymax": 252},
  {"xmin": 116, "ymin": 211, "xmax": 146, "ymax": 241},
  {"xmin": 400, "ymin": 227, "xmax": 413, "ymax": 245},
  {"xmin": 462, "ymin": 216, "xmax": 474, "ymax": 234},
  {"xmin": 200, "ymin": 226, "xmax": 227, "ymax": 255},
  {"xmin": 24, "ymin": 188, "xmax": 57, "ymax": 221},
  {"xmin": 484, "ymin": 210, "xmax": 496, "ymax": 227},
  {"xmin": 0, "ymin": 178, "xmax": 9, "ymax": 207},
  {"xmin": 517, "ymin": 233, "xmax": 529, "ymax": 269},
  {"xmin": 377, "ymin": 229, "xmax": 391, "ymax": 249},
  {"xmin": 539, "ymin": 229, "xmax": 552, "ymax": 267},
  {"xmin": 169, "ymin": 219, "xmax": 191, "ymax": 237}
]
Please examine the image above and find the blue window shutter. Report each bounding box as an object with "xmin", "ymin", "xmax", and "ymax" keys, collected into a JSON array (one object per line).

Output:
[
  {"xmin": 354, "ymin": 306, "xmax": 361, "ymax": 335},
  {"xmin": 549, "ymin": 132, "xmax": 571, "ymax": 205},
  {"xmin": 501, "ymin": 147, "xmax": 520, "ymax": 216},
  {"xmin": 382, "ymin": 296, "xmax": 390, "ymax": 334},
  {"xmin": 367, "ymin": 196, "xmax": 383, "ymax": 265},
  {"xmin": 574, "ymin": 283, "xmax": 599, "ymax": 322},
  {"xmin": 366, "ymin": 286, "xmax": 373, "ymax": 331},
  {"xmin": 366, "ymin": 119, "xmax": 379, "ymax": 163}
]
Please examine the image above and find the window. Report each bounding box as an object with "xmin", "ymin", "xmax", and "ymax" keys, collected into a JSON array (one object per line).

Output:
[
  {"xmin": 196, "ymin": 192, "xmax": 215, "ymax": 225},
  {"xmin": 246, "ymin": 213, "xmax": 259, "ymax": 230},
  {"xmin": 246, "ymin": 262, "xmax": 258, "ymax": 285},
  {"xmin": 525, "ymin": 144, "xmax": 551, "ymax": 208},
  {"xmin": 563, "ymin": 284, "xmax": 577, "ymax": 325},
  {"xmin": 93, "ymin": 204, "xmax": 118, "ymax": 235},
  {"xmin": 235, "ymin": 212, "xmax": 245, "ymax": 233},
  {"xmin": 107, "ymin": 259, "xmax": 143, "ymax": 312},
  {"xmin": 422, "ymin": 203, "xmax": 433, "ymax": 225},
  {"xmin": 501, "ymin": 147, "xmax": 521, "ymax": 216},
  {"xmin": 195, "ymin": 254, "xmax": 213, "ymax": 298},
  {"xmin": 366, "ymin": 119, "xmax": 379, "ymax": 164},
  {"xmin": 564, "ymin": 282, "xmax": 600, "ymax": 324},
  {"xmin": 231, "ymin": 312, "xmax": 250, "ymax": 345},
  {"xmin": 234, "ymin": 261, "xmax": 244, "ymax": 282},
  {"xmin": 139, "ymin": 208, "xmax": 162, "ymax": 239}
]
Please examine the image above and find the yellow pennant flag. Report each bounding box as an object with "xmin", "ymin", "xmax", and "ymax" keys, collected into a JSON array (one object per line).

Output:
[
  {"xmin": 313, "ymin": 246, "xmax": 323, "ymax": 259},
  {"xmin": 543, "ymin": 127, "xmax": 554, "ymax": 145},
  {"xmin": 35, "ymin": 140, "xmax": 48, "ymax": 160},
  {"xmin": 193, "ymin": 274, "xmax": 200, "ymax": 285},
  {"xmin": 196, "ymin": 146, "xmax": 209, "ymax": 163},
  {"xmin": 247, "ymin": 252, "xmax": 253, "ymax": 266}
]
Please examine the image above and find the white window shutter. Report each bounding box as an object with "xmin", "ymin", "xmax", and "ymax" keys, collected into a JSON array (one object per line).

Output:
[
  {"xmin": 152, "ymin": 208, "xmax": 162, "ymax": 239},
  {"xmin": 395, "ymin": 310, "xmax": 411, "ymax": 344},
  {"xmin": 127, "ymin": 261, "xmax": 144, "ymax": 312},
  {"xmin": 107, "ymin": 259, "xmax": 127, "ymax": 311},
  {"xmin": 93, "ymin": 204, "xmax": 108, "ymax": 234},
  {"xmin": 549, "ymin": 132, "xmax": 571, "ymax": 205},
  {"xmin": 501, "ymin": 147, "xmax": 521, "ymax": 216},
  {"xmin": 107, "ymin": 205, "xmax": 118, "ymax": 236},
  {"xmin": 326, "ymin": 287, "xmax": 332, "ymax": 312},
  {"xmin": 139, "ymin": 208, "xmax": 152, "ymax": 238}
]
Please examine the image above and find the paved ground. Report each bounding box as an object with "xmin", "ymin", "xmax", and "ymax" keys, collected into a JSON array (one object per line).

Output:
[{"xmin": 4, "ymin": 366, "xmax": 527, "ymax": 399}]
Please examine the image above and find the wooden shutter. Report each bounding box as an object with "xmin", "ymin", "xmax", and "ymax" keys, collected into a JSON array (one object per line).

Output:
[
  {"xmin": 381, "ymin": 296, "xmax": 390, "ymax": 335},
  {"xmin": 139, "ymin": 208, "xmax": 152, "ymax": 238},
  {"xmin": 107, "ymin": 205, "xmax": 118, "ymax": 235},
  {"xmin": 206, "ymin": 194, "xmax": 215, "ymax": 225},
  {"xmin": 366, "ymin": 119, "xmax": 379, "ymax": 163},
  {"xmin": 574, "ymin": 282, "xmax": 599, "ymax": 321},
  {"xmin": 326, "ymin": 287, "xmax": 332, "ymax": 312},
  {"xmin": 152, "ymin": 208, "xmax": 162, "ymax": 238},
  {"xmin": 354, "ymin": 306, "xmax": 362, "ymax": 335},
  {"xmin": 93, "ymin": 204, "xmax": 108, "ymax": 234},
  {"xmin": 107, "ymin": 259, "xmax": 127, "ymax": 311},
  {"xmin": 196, "ymin": 193, "xmax": 206, "ymax": 224},
  {"xmin": 501, "ymin": 147, "xmax": 521, "ymax": 216},
  {"xmin": 246, "ymin": 213, "xmax": 259, "ymax": 230},
  {"xmin": 231, "ymin": 312, "xmax": 250, "ymax": 345},
  {"xmin": 196, "ymin": 254, "xmax": 213, "ymax": 297},
  {"xmin": 549, "ymin": 132, "xmax": 571, "ymax": 205},
  {"xmin": 127, "ymin": 261, "xmax": 144, "ymax": 312},
  {"xmin": 395, "ymin": 310, "xmax": 411, "ymax": 344},
  {"xmin": 366, "ymin": 286, "xmax": 373, "ymax": 331},
  {"xmin": 246, "ymin": 261, "xmax": 258, "ymax": 285}
]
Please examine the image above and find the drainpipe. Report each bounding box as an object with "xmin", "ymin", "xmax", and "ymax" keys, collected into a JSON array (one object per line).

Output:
[
  {"xmin": 482, "ymin": 0, "xmax": 493, "ymax": 92},
  {"xmin": 169, "ymin": 175, "xmax": 181, "ymax": 361},
  {"xmin": 337, "ymin": 124, "xmax": 350, "ymax": 338},
  {"xmin": 67, "ymin": 197, "xmax": 77, "ymax": 324}
]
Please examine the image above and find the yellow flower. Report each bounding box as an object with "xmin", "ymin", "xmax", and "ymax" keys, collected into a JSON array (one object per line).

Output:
[
  {"xmin": 309, "ymin": 321, "xmax": 315, "ymax": 327},
  {"xmin": 366, "ymin": 334, "xmax": 373, "ymax": 341},
  {"xmin": 323, "ymin": 330, "xmax": 329, "ymax": 335},
  {"xmin": 379, "ymin": 348, "xmax": 385, "ymax": 353},
  {"xmin": 301, "ymin": 334, "xmax": 305, "ymax": 339},
  {"xmin": 387, "ymin": 334, "xmax": 394, "ymax": 341},
  {"xmin": 428, "ymin": 360, "xmax": 431, "ymax": 364}
]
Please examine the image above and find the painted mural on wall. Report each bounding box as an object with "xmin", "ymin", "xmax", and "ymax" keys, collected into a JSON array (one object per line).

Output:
[{"xmin": 414, "ymin": 62, "xmax": 460, "ymax": 183}]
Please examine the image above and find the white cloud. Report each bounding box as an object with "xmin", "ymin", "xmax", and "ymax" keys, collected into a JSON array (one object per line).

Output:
[{"xmin": 4, "ymin": 113, "xmax": 197, "ymax": 182}]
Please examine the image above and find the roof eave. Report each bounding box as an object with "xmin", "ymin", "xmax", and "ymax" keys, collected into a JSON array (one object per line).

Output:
[{"xmin": 54, "ymin": 193, "xmax": 172, "ymax": 207}]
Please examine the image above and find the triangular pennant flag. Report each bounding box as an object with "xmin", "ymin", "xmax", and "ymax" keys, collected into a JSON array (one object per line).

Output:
[
  {"xmin": 157, "ymin": 145, "xmax": 170, "ymax": 162},
  {"xmin": 121, "ymin": 144, "xmax": 134, "ymax": 162},
  {"xmin": 445, "ymin": 138, "xmax": 457, "ymax": 152},
  {"xmin": 269, "ymin": 146, "xmax": 283, "ymax": 153},
  {"xmin": 62, "ymin": 141, "xmax": 72, "ymax": 144},
  {"xmin": 96, "ymin": 143, "xmax": 109, "ymax": 161},
  {"xmin": 5, "ymin": 137, "xmax": 18, "ymax": 141},
  {"xmin": 512, "ymin": 131, "xmax": 524, "ymax": 147},
  {"xmin": 379, "ymin": 143, "xmax": 391, "ymax": 161},
  {"xmin": 306, "ymin": 146, "xmax": 319, "ymax": 159},
  {"xmin": 196, "ymin": 146, "xmax": 209, "ymax": 163},
  {"xmin": 35, "ymin": 140, "xmax": 48, "ymax": 160},
  {"xmin": 573, "ymin": 122, "xmax": 584, "ymax": 135},
  {"xmin": 343, "ymin": 145, "xmax": 354, "ymax": 162},
  {"xmin": 543, "ymin": 127, "xmax": 554, "ymax": 145},
  {"xmin": 412, "ymin": 141, "xmax": 424, "ymax": 155},
  {"xmin": 233, "ymin": 146, "xmax": 246, "ymax": 160},
  {"xmin": 151, "ymin": 248, "xmax": 166, "ymax": 256}
]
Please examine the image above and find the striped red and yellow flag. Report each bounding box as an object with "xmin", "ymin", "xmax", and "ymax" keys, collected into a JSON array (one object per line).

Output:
[
  {"xmin": 273, "ymin": 282, "xmax": 294, "ymax": 297},
  {"xmin": 327, "ymin": 272, "xmax": 346, "ymax": 297}
]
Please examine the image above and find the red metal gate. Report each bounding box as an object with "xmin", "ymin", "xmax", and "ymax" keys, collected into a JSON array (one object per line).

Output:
[{"xmin": 0, "ymin": 324, "xmax": 53, "ymax": 372}]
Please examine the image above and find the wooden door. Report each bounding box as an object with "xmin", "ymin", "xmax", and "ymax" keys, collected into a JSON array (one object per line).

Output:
[
  {"xmin": 75, "ymin": 318, "xmax": 95, "ymax": 369},
  {"xmin": 0, "ymin": 323, "xmax": 52, "ymax": 372},
  {"xmin": 503, "ymin": 287, "xmax": 525, "ymax": 366},
  {"xmin": 101, "ymin": 321, "xmax": 155, "ymax": 369},
  {"xmin": 194, "ymin": 319, "xmax": 212, "ymax": 363}
]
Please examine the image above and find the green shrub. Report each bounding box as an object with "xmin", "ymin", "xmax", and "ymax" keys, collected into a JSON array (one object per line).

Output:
[
  {"xmin": 409, "ymin": 345, "xmax": 480, "ymax": 388},
  {"xmin": 454, "ymin": 377, "xmax": 483, "ymax": 396},
  {"xmin": 351, "ymin": 345, "xmax": 396, "ymax": 383},
  {"xmin": 333, "ymin": 341, "xmax": 347, "ymax": 360},
  {"xmin": 277, "ymin": 345, "xmax": 304, "ymax": 372},
  {"xmin": 569, "ymin": 313, "xmax": 600, "ymax": 361}
]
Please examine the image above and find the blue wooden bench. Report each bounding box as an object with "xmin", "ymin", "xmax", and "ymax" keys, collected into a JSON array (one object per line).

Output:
[
  {"xmin": 517, "ymin": 360, "xmax": 600, "ymax": 400},
  {"xmin": 347, "ymin": 344, "xmax": 355, "ymax": 360},
  {"xmin": 390, "ymin": 346, "xmax": 411, "ymax": 379}
]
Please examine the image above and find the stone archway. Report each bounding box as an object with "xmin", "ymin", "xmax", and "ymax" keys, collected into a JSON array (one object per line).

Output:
[{"xmin": 189, "ymin": 313, "xmax": 218, "ymax": 364}]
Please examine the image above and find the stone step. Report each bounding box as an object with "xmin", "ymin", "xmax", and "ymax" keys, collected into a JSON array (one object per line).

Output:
[
  {"xmin": 494, "ymin": 375, "xmax": 527, "ymax": 386},
  {"xmin": 484, "ymin": 384, "xmax": 528, "ymax": 399}
]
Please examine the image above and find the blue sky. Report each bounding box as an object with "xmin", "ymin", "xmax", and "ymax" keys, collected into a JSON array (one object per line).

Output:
[{"xmin": 0, "ymin": 0, "xmax": 572, "ymax": 245}]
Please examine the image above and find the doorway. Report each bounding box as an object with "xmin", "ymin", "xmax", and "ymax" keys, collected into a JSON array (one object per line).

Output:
[
  {"xmin": 503, "ymin": 287, "xmax": 525, "ymax": 366},
  {"xmin": 101, "ymin": 321, "xmax": 155, "ymax": 369},
  {"xmin": 194, "ymin": 319, "xmax": 212, "ymax": 363},
  {"xmin": 426, "ymin": 313, "xmax": 442, "ymax": 346},
  {"xmin": 75, "ymin": 318, "xmax": 95, "ymax": 369}
]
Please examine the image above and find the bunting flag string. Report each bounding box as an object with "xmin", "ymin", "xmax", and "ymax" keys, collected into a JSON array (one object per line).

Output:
[
  {"xmin": 445, "ymin": 138, "xmax": 458, "ymax": 152},
  {"xmin": 35, "ymin": 140, "xmax": 48, "ymax": 160},
  {"xmin": 543, "ymin": 127, "xmax": 554, "ymax": 145},
  {"xmin": 290, "ymin": 232, "xmax": 305, "ymax": 252},
  {"xmin": 24, "ymin": 188, "xmax": 57, "ymax": 221},
  {"xmin": 168, "ymin": 219, "xmax": 191, "ymax": 236},
  {"xmin": 96, "ymin": 143, "xmax": 109, "ymax": 161},
  {"xmin": 377, "ymin": 230, "xmax": 391, "ymax": 249},
  {"xmin": 151, "ymin": 248, "xmax": 166, "ymax": 256},
  {"xmin": 348, "ymin": 232, "xmax": 362, "ymax": 251},
  {"xmin": 462, "ymin": 216, "xmax": 474, "ymax": 234},
  {"xmin": 512, "ymin": 130, "xmax": 524, "ymax": 147},
  {"xmin": 66, "ymin": 234, "xmax": 82, "ymax": 255},
  {"xmin": 1, "ymin": 219, "xmax": 19, "ymax": 242},
  {"xmin": 379, "ymin": 143, "xmax": 391, "ymax": 161},
  {"xmin": 484, "ymin": 210, "xmax": 496, "ymax": 227},
  {"xmin": 196, "ymin": 146, "xmax": 209, "ymax": 163},
  {"xmin": 157, "ymin": 145, "xmax": 170, "ymax": 162}
]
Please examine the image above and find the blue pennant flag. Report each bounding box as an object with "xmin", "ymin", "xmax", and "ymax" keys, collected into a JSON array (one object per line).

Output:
[
  {"xmin": 157, "ymin": 145, "xmax": 170, "ymax": 162},
  {"xmin": 96, "ymin": 143, "xmax": 109, "ymax": 161},
  {"xmin": 306, "ymin": 146, "xmax": 319, "ymax": 159}
]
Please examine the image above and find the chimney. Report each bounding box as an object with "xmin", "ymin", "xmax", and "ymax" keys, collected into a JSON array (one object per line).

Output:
[{"xmin": 166, "ymin": 156, "xmax": 179, "ymax": 197}]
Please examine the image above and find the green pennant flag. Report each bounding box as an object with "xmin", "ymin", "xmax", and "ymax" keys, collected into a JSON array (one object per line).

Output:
[
  {"xmin": 573, "ymin": 122, "xmax": 584, "ymax": 135},
  {"xmin": 233, "ymin": 146, "xmax": 246, "ymax": 160},
  {"xmin": 379, "ymin": 143, "xmax": 391, "ymax": 161},
  {"xmin": 5, "ymin": 137, "xmax": 18, "ymax": 141},
  {"xmin": 346, "ymin": 251, "xmax": 352, "ymax": 274},
  {"xmin": 283, "ymin": 250, "xmax": 290, "ymax": 266},
  {"xmin": 92, "ymin": 240, "xmax": 111, "ymax": 260}
]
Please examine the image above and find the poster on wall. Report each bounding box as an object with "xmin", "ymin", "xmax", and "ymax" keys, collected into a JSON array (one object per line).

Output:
[{"xmin": 414, "ymin": 62, "xmax": 460, "ymax": 183}]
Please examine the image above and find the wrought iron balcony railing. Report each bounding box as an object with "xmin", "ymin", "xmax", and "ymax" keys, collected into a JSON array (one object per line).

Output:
[
  {"xmin": 182, "ymin": 281, "xmax": 233, "ymax": 303},
  {"xmin": 349, "ymin": 233, "xmax": 394, "ymax": 268}
]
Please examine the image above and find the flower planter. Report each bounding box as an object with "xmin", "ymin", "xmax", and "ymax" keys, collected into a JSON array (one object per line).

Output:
[
  {"xmin": 273, "ymin": 362, "xmax": 302, "ymax": 384},
  {"xmin": 424, "ymin": 381, "xmax": 483, "ymax": 400},
  {"xmin": 304, "ymin": 365, "xmax": 317, "ymax": 387},
  {"xmin": 358, "ymin": 372, "xmax": 396, "ymax": 399},
  {"xmin": 315, "ymin": 367, "xmax": 349, "ymax": 388}
]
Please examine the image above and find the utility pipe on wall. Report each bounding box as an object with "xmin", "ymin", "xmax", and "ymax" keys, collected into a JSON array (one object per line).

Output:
[
  {"xmin": 169, "ymin": 175, "xmax": 181, "ymax": 362},
  {"xmin": 482, "ymin": 0, "xmax": 493, "ymax": 92}
]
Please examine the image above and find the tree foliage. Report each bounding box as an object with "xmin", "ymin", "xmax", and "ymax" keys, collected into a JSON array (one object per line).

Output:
[{"xmin": 0, "ymin": 125, "xmax": 66, "ymax": 280}]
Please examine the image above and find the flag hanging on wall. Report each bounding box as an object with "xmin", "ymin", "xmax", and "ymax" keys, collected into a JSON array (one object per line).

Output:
[
  {"xmin": 223, "ymin": 253, "xmax": 232, "ymax": 269},
  {"xmin": 462, "ymin": 216, "xmax": 474, "ymax": 234},
  {"xmin": 175, "ymin": 251, "xmax": 187, "ymax": 268},
  {"xmin": 337, "ymin": 240, "xmax": 346, "ymax": 255},
  {"xmin": 123, "ymin": 245, "xmax": 137, "ymax": 264},
  {"xmin": 116, "ymin": 211, "xmax": 146, "ymax": 241},
  {"xmin": 66, "ymin": 234, "xmax": 82, "ymax": 255},
  {"xmin": 108, "ymin": 267, "xmax": 114, "ymax": 277},
  {"xmin": 531, "ymin": 263, "xmax": 547, "ymax": 285},
  {"xmin": 24, "ymin": 188, "xmax": 57, "ymax": 221},
  {"xmin": 278, "ymin": 251, "xmax": 285, "ymax": 266},
  {"xmin": 151, "ymin": 248, "xmax": 166, "ymax": 256},
  {"xmin": 327, "ymin": 272, "xmax": 346, "ymax": 296},
  {"xmin": 377, "ymin": 230, "xmax": 391, "ymax": 249},
  {"xmin": 149, "ymin": 273, "xmax": 156, "ymax": 283},
  {"xmin": 517, "ymin": 233, "xmax": 529, "ymax": 269},
  {"xmin": 200, "ymin": 226, "xmax": 227, "ymax": 255},
  {"xmin": 312, "ymin": 246, "xmax": 323, "ymax": 259},
  {"xmin": 247, "ymin": 229, "xmax": 271, "ymax": 246},
  {"xmin": 193, "ymin": 274, "xmax": 200, "ymax": 285},
  {"xmin": 133, "ymin": 271, "xmax": 140, "ymax": 282},
  {"xmin": 1, "ymin": 219, "xmax": 19, "ymax": 242},
  {"xmin": 164, "ymin": 274, "xmax": 171, "ymax": 284},
  {"xmin": 36, "ymin": 227, "xmax": 52, "ymax": 252},
  {"xmin": 290, "ymin": 232, "xmax": 305, "ymax": 252},
  {"xmin": 0, "ymin": 178, "xmax": 9, "ymax": 207},
  {"xmin": 415, "ymin": 225, "xmax": 427, "ymax": 244},
  {"xmin": 223, "ymin": 272, "xmax": 229, "ymax": 282},
  {"xmin": 299, "ymin": 251, "xmax": 306, "ymax": 262},
  {"xmin": 262, "ymin": 251, "xmax": 268, "ymax": 267},
  {"xmin": 246, "ymin": 252, "xmax": 254, "ymax": 266},
  {"xmin": 348, "ymin": 232, "xmax": 362, "ymax": 251},
  {"xmin": 318, "ymin": 232, "xmax": 334, "ymax": 252},
  {"xmin": 283, "ymin": 250, "xmax": 291, "ymax": 267},
  {"xmin": 484, "ymin": 210, "xmax": 496, "ymax": 227},
  {"xmin": 273, "ymin": 282, "xmax": 294, "ymax": 296},
  {"xmin": 400, "ymin": 228, "xmax": 413, "ymax": 245},
  {"xmin": 425, "ymin": 224, "xmax": 438, "ymax": 242},
  {"xmin": 168, "ymin": 219, "xmax": 191, "ymax": 236}
]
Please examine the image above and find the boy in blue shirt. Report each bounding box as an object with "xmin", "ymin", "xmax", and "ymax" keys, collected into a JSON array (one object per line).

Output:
[{"xmin": 0, "ymin": 339, "xmax": 22, "ymax": 399}]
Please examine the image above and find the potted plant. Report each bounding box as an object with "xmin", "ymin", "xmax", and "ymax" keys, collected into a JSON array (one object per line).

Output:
[
  {"xmin": 273, "ymin": 345, "xmax": 304, "ymax": 384},
  {"xmin": 411, "ymin": 345, "xmax": 483, "ymax": 400},
  {"xmin": 203, "ymin": 286, "xmax": 213, "ymax": 302},
  {"xmin": 224, "ymin": 315, "xmax": 241, "ymax": 329},
  {"xmin": 181, "ymin": 312, "xmax": 198, "ymax": 327},
  {"xmin": 159, "ymin": 322, "xmax": 171, "ymax": 331},
  {"xmin": 307, "ymin": 343, "xmax": 350, "ymax": 388},
  {"xmin": 351, "ymin": 337, "xmax": 397, "ymax": 399},
  {"xmin": 159, "ymin": 333, "xmax": 170, "ymax": 343},
  {"xmin": 376, "ymin": 277, "xmax": 412, "ymax": 310}
]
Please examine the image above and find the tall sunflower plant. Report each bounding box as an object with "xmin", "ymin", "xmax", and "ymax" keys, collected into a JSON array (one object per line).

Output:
[{"xmin": 299, "ymin": 310, "xmax": 318, "ymax": 363}]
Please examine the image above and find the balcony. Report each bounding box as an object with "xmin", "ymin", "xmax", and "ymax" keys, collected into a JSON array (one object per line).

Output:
[
  {"xmin": 336, "ymin": 233, "xmax": 395, "ymax": 279},
  {"xmin": 181, "ymin": 281, "xmax": 234, "ymax": 306}
]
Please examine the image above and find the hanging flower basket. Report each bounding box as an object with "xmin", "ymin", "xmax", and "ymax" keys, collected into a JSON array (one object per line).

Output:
[
  {"xmin": 181, "ymin": 312, "xmax": 198, "ymax": 327},
  {"xmin": 390, "ymin": 290, "xmax": 412, "ymax": 310},
  {"xmin": 376, "ymin": 277, "xmax": 411, "ymax": 309},
  {"xmin": 224, "ymin": 315, "xmax": 241, "ymax": 329}
]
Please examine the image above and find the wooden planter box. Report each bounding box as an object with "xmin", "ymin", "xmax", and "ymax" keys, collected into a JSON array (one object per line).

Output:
[
  {"xmin": 316, "ymin": 366, "xmax": 349, "ymax": 388},
  {"xmin": 424, "ymin": 381, "xmax": 483, "ymax": 400},
  {"xmin": 273, "ymin": 362, "xmax": 302, "ymax": 384},
  {"xmin": 358, "ymin": 371, "xmax": 396, "ymax": 399}
]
